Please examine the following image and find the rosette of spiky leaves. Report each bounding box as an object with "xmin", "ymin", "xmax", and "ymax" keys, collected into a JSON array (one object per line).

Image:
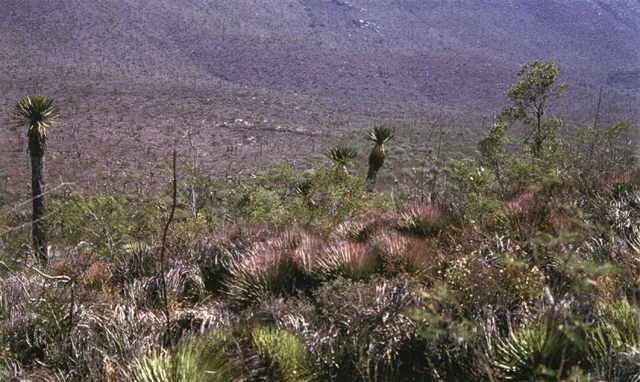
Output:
[
  {"xmin": 130, "ymin": 332, "xmax": 236, "ymax": 382},
  {"xmin": 225, "ymin": 249, "xmax": 312, "ymax": 309},
  {"xmin": 398, "ymin": 203, "xmax": 446, "ymax": 237},
  {"xmin": 493, "ymin": 316, "xmax": 579, "ymax": 380},
  {"xmin": 586, "ymin": 302, "xmax": 640, "ymax": 380},
  {"xmin": 314, "ymin": 242, "xmax": 381, "ymax": 281},
  {"xmin": 14, "ymin": 95, "xmax": 59, "ymax": 155},
  {"xmin": 328, "ymin": 144, "xmax": 357, "ymax": 174},
  {"xmin": 367, "ymin": 126, "xmax": 393, "ymax": 190},
  {"xmin": 251, "ymin": 327, "xmax": 315, "ymax": 382}
]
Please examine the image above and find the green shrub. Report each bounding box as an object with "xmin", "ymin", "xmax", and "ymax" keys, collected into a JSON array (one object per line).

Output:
[
  {"xmin": 47, "ymin": 194, "xmax": 161, "ymax": 257},
  {"xmin": 226, "ymin": 165, "xmax": 384, "ymax": 230},
  {"xmin": 448, "ymin": 160, "xmax": 501, "ymax": 219}
]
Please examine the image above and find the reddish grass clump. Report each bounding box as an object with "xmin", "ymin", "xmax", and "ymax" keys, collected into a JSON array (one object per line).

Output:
[
  {"xmin": 332, "ymin": 213, "xmax": 399, "ymax": 242},
  {"xmin": 316, "ymin": 241, "xmax": 380, "ymax": 280},
  {"xmin": 504, "ymin": 191, "xmax": 537, "ymax": 215},
  {"xmin": 398, "ymin": 203, "xmax": 447, "ymax": 237},
  {"xmin": 374, "ymin": 232, "xmax": 440, "ymax": 276},
  {"xmin": 81, "ymin": 260, "xmax": 114, "ymax": 290}
]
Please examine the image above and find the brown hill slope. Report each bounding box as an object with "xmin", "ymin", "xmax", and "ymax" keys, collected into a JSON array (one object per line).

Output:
[{"xmin": 1, "ymin": 0, "xmax": 639, "ymax": 194}]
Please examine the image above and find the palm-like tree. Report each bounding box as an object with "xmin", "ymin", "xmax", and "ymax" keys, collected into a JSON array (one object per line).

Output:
[
  {"xmin": 14, "ymin": 95, "xmax": 58, "ymax": 264},
  {"xmin": 366, "ymin": 126, "xmax": 393, "ymax": 192},
  {"xmin": 328, "ymin": 144, "xmax": 357, "ymax": 175}
]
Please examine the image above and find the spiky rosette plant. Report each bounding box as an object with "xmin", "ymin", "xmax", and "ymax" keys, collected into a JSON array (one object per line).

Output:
[
  {"xmin": 493, "ymin": 315, "xmax": 579, "ymax": 380},
  {"xmin": 14, "ymin": 95, "xmax": 59, "ymax": 264},
  {"xmin": 315, "ymin": 242, "xmax": 381, "ymax": 281},
  {"xmin": 328, "ymin": 144, "xmax": 357, "ymax": 175},
  {"xmin": 251, "ymin": 327, "xmax": 315, "ymax": 382},
  {"xmin": 366, "ymin": 126, "xmax": 393, "ymax": 192}
]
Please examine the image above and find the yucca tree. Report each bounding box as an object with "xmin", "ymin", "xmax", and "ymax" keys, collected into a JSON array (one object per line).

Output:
[
  {"xmin": 366, "ymin": 126, "xmax": 393, "ymax": 192},
  {"xmin": 14, "ymin": 95, "xmax": 59, "ymax": 264},
  {"xmin": 328, "ymin": 144, "xmax": 357, "ymax": 175}
]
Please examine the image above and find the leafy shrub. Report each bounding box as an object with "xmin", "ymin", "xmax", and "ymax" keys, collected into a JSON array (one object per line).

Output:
[
  {"xmin": 47, "ymin": 194, "xmax": 161, "ymax": 257},
  {"xmin": 444, "ymin": 252, "xmax": 544, "ymax": 314},
  {"xmin": 227, "ymin": 165, "xmax": 385, "ymax": 229},
  {"xmin": 448, "ymin": 160, "xmax": 501, "ymax": 219}
]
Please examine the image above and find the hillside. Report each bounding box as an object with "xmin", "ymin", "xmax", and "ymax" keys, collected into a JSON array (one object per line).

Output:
[
  {"xmin": 3, "ymin": 2, "xmax": 640, "ymax": 381},
  {"xmin": 1, "ymin": 0, "xmax": 639, "ymax": 193}
]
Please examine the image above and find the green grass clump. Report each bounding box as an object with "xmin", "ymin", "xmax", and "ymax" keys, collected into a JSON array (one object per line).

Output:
[
  {"xmin": 130, "ymin": 332, "xmax": 235, "ymax": 382},
  {"xmin": 252, "ymin": 327, "xmax": 314, "ymax": 382}
]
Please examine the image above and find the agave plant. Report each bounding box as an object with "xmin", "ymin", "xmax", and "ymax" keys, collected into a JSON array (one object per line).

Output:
[
  {"xmin": 251, "ymin": 327, "xmax": 314, "ymax": 382},
  {"xmin": 586, "ymin": 302, "xmax": 640, "ymax": 380},
  {"xmin": 327, "ymin": 144, "xmax": 357, "ymax": 175},
  {"xmin": 493, "ymin": 316, "xmax": 578, "ymax": 380},
  {"xmin": 366, "ymin": 126, "xmax": 393, "ymax": 192},
  {"xmin": 224, "ymin": 249, "xmax": 313, "ymax": 309},
  {"xmin": 14, "ymin": 95, "xmax": 59, "ymax": 264},
  {"xmin": 314, "ymin": 241, "xmax": 380, "ymax": 281},
  {"xmin": 129, "ymin": 332, "xmax": 235, "ymax": 382}
]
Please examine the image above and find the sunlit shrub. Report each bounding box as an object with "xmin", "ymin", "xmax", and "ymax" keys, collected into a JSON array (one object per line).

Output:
[{"xmin": 444, "ymin": 252, "xmax": 544, "ymax": 314}]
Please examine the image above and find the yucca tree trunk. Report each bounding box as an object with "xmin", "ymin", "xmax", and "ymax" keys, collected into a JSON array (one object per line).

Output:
[
  {"xmin": 367, "ymin": 144, "xmax": 385, "ymax": 192},
  {"xmin": 30, "ymin": 152, "xmax": 47, "ymax": 264}
]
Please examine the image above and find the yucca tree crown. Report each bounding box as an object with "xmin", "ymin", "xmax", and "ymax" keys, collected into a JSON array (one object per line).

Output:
[
  {"xmin": 328, "ymin": 144, "xmax": 358, "ymax": 167},
  {"xmin": 367, "ymin": 126, "xmax": 393, "ymax": 145},
  {"xmin": 15, "ymin": 95, "xmax": 59, "ymax": 155}
]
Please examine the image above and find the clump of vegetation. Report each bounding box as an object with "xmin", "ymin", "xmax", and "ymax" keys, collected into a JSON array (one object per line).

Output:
[{"xmin": 252, "ymin": 327, "xmax": 314, "ymax": 381}]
